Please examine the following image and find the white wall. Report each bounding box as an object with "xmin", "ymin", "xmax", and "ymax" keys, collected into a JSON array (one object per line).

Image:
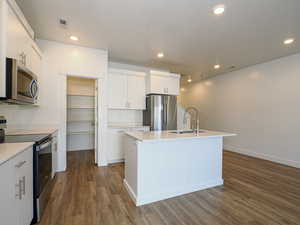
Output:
[
  {"xmin": 0, "ymin": 40, "xmax": 108, "ymax": 170},
  {"xmin": 180, "ymin": 53, "xmax": 300, "ymax": 168},
  {"xmin": 38, "ymin": 40, "xmax": 108, "ymax": 169}
]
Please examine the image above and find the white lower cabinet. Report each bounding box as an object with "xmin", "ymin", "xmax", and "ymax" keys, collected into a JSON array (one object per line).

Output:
[
  {"xmin": 107, "ymin": 127, "xmax": 149, "ymax": 163},
  {"xmin": 0, "ymin": 146, "xmax": 33, "ymax": 225}
]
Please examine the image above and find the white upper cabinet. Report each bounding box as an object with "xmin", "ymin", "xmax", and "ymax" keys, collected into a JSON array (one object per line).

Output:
[
  {"xmin": 127, "ymin": 74, "xmax": 146, "ymax": 109},
  {"xmin": 5, "ymin": 0, "xmax": 42, "ymax": 76},
  {"xmin": 108, "ymin": 72, "xmax": 128, "ymax": 109},
  {"xmin": 25, "ymin": 41, "xmax": 42, "ymax": 76},
  {"xmin": 147, "ymin": 71, "xmax": 180, "ymax": 96},
  {"xmin": 108, "ymin": 69, "xmax": 146, "ymax": 110},
  {"xmin": 6, "ymin": 4, "xmax": 28, "ymax": 61}
]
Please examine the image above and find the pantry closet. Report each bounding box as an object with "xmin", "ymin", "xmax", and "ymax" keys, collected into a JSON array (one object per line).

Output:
[{"xmin": 66, "ymin": 77, "xmax": 98, "ymax": 156}]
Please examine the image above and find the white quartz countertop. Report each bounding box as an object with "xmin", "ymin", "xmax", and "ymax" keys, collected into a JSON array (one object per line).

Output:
[
  {"xmin": 6, "ymin": 128, "xmax": 58, "ymax": 136},
  {"xmin": 0, "ymin": 142, "xmax": 34, "ymax": 165},
  {"xmin": 125, "ymin": 129, "xmax": 236, "ymax": 142},
  {"xmin": 108, "ymin": 124, "xmax": 149, "ymax": 129}
]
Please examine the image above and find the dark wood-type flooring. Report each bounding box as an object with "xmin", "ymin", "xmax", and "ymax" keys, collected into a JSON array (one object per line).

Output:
[{"xmin": 39, "ymin": 150, "xmax": 300, "ymax": 225}]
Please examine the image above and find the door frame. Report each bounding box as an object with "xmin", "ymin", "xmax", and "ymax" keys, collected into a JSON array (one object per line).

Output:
[{"xmin": 59, "ymin": 73, "xmax": 108, "ymax": 169}]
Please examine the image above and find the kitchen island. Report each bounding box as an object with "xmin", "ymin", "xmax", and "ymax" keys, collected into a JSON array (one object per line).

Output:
[{"xmin": 123, "ymin": 129, "xmax": 236, "ymax": 206}]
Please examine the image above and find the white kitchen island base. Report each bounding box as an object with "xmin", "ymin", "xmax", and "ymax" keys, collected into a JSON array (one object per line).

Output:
[{"xmin": 123, "ymin": 130, "xmax": 235, "ymax": 206}]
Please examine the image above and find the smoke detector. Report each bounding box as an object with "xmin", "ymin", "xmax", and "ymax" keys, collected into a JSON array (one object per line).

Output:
[{"xmin": 59, "ymin": 19, "xmax": 68, "ymax": 28}]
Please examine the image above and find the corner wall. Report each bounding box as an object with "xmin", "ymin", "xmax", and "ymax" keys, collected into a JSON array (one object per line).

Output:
[{"xmin": 180, "ymin": 53, "xmax": 300, "ymax": 168}]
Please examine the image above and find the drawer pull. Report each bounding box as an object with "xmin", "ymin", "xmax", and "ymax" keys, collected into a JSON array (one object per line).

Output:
[
  {"xmin": 21, "ymin": 176, "xmax": 26, "ymax": 195},
  {"xmin": 15, "ymin": 179, "xmax": 22, "ymax": 200}
]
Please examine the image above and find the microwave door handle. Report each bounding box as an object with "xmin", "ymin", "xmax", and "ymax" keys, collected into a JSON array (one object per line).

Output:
[
  {"xmin": 28, "ymin": 80, "xmax": 34, "ymax": 98},
  {"xmin": 29, "ymin": 80, "xmax": 38, "ymax": 99}
]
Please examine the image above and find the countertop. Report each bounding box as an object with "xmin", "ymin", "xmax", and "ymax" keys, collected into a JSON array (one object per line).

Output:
[
  {"xmin": 6, "ymin": 128, "xmax": 58, "ymax": 136},
  {"xmin": 108, "ymin": 124, "xmax": 150, "ymax": 129},
  {"xmin": 0, "ymin": 142, "xmax": 34, "ymax": 165},
  {"xmin": 125, "ymin": 129, "xmax": 236, "ymax": 142}
]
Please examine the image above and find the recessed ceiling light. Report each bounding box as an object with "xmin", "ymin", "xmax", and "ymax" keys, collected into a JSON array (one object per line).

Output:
[
  {"xmin": 213, "ymin": 5, "xmax": 225, "ymax": 15},
  {"xmin": 214, "ymin": 64, "xmax": 220, "ymax": 69},
  {"xmin": 70, "ymin": 36, "xmax": 79, "ymax": 41},
  {"xmin": 157, "ymin": 52, "xmax": 164, "ymax": 58},
  {"xmin": 284, "ymin": 38, "xmax": 294, "ymax": 45}
]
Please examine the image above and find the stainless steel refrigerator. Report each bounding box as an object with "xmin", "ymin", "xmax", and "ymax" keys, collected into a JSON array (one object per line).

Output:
[{"xmin": 143, "ymin": 94, "xmax": 177, "ymax": 131}]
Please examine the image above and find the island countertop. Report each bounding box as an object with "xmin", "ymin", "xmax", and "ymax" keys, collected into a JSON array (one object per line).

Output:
[{"xmin": 124, "ymin": 129, "xmax": 236, "ymax": 142}]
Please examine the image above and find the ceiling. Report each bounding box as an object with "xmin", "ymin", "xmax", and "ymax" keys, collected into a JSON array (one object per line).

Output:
[{"xmin": 16, "ymin": 0, "xmax": 300, "ymax": 82}]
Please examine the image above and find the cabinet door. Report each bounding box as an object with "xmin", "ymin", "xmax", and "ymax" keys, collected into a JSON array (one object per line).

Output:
[
  {"xmin": 25, "ymin": 40, "xmax": 42, "ymax": 76},
  {"xmin": 149, "ymin": 74, "xmax": 166, "ymax": 94},
  {"xmin": 127, "ymin": 75, "xmax": 146, "ymax": 110},
  {"xmin": 13, "ymin": 147, "xmax": 33, "ymax": 225},
  {"xmin": 19, "ymin": 148, "xmax": 33, "ymax": 225},
  {"xmin": 6, "ymin": 4, "xmax": 28, "ymax": 62},
  {"xmin": 166, "ymin": 76, "xmax": 180, "ymax": 96},
  {"xmin": 108, "ymin": 73, "xmax": 127, "ymax": 109},
  {"xmin": 107, "ymin": 129, "xmax": 126, "ymax": 162},
  {"xmin": 0, "ymin": 159, "xmax": 18, "ymax": 225},
  {"xmin": 149, "ymin": 74, "xmax": 180, "ymax": 96}
]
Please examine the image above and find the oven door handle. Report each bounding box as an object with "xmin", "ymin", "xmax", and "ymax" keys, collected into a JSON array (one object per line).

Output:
[{"xmin": 36, "ymin": 141, "xmax": 52, "ymax": 151}]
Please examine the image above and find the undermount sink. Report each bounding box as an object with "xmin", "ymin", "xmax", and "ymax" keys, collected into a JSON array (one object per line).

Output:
[{"xmin": 169, "ymin": 130, "xmax": 204, "ymax": 134}]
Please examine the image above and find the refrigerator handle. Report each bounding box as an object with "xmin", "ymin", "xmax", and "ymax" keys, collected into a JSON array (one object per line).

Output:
[
  {"xmin": 163, "ymin": 98, "xmax": 166, "ymax": 130},
  {"xmin": 165, "ymin": 101, "xmax": 168, "ymax": 129}
]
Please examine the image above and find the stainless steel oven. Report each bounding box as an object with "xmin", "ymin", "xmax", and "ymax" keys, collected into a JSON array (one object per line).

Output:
[{"xmin": 2, "ymin": 57, "xmax": 38, "ymax": 104}]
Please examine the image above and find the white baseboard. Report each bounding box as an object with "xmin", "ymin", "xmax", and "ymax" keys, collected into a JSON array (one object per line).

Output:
[
  {"xmin": 124, "ymin": 178, "xmax": 223, "ymax": 206},
  {"xmin": 123, "ymin": 179, "xmax": 137, "ymax": 204},
  {"xmin": 67, "ymin": 148, "xmax": 94, "ymax": 152},
  {"xmin": 108, "ymin": 159, "xmax": 124, "ymax": 164},
  {"xmin": 224, "ymin": 144, "xmax": 300, "ymax": 168}
]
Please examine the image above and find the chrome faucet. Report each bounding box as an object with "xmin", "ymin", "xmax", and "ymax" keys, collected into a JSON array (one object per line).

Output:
[{"xmin": 183, "ymin": 107, "xmax": 200, "ymax": 134}]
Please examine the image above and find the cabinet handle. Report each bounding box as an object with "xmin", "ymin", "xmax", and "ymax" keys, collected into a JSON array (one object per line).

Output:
[
  {"xmin": 15, "ymin": 179, "xmax": 22, "ymax": 200},
  {"xmin": 21, "ymin": 176, "xmax": 26, "ymax": 195},
  {"xmin": 15, "ymin": 160, "xmax": 26, "ymax": 168}
]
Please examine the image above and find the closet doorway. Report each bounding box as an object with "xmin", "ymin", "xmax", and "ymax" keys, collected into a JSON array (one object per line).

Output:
[{"xmin": 66, "ymin": 76, "xmax": 98, "ymax": 164}]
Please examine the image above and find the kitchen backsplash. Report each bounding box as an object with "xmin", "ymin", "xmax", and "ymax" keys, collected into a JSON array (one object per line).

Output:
[{"xmin": 108, "ymin": 109, "xmax": 143, "ymax": 126}]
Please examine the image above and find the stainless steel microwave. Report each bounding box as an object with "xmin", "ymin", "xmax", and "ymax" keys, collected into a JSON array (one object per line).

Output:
[{"xmin": 1, "ymin": 58, "xmax": 38, "ymax": 104}]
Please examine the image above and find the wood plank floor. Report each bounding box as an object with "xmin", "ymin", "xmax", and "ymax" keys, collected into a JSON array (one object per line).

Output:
[{"xmin": 39, "ymin": 150, "xmax": 300, "ymax": 225}]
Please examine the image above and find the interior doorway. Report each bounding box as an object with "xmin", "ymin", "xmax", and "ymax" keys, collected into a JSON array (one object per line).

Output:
[{"xmin": 66, "ymin": 76, "xmax": 98, "ymax": 165}]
